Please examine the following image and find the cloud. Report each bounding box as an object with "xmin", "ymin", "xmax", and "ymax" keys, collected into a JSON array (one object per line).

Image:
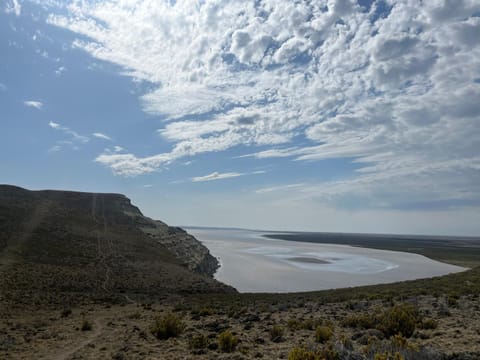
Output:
[
  {"xmin": 0, "ymin": 83, "xmax": 6, "ymax": 92},
  {"xmin": 55, "ymin": 66, "xmax": 66, "ymax": 77},
  {"xmin": 46, "ymin": 1, "xmax": 480, "ymax": 209},
  {"xmin": 93, "ymin": 132, "xmax": 112, "ymax": 141},
  {"xmin": 48, "ymin": 121, "xmax": 60, "ymax": 129},
  {"xmin": 191, "ymin": 169, "xmax": 266, "ymax": 182},
  {"xmin": 48, "ymin": 121, "xmax": 89, "ymax": 152},
  {"xmin": 256, "ymin": 183, "xmax": 306, "ymax": 194},
  {"xmin": 4, "ymin": 0, "xmax": 21, "ymax": 16},
  {"xmin": 191, "ymin": 172, "xmax": 244, "ymax": 182},
  {"xmin": 24, "ymin": 100, "xmax": 43, "ymax": 110}
]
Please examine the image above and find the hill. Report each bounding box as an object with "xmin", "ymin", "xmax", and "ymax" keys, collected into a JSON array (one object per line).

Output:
[{"xmin": 0, "ymin": 185, "xmax": 234, "ymax": 308}]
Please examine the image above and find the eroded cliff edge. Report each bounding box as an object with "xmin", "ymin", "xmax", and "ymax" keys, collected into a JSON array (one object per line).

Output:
[
  {"xmin": 111, "ymin": 194, "xmax": 219, "ymax": 277},
  {"xmin": 0, "ymin": 185, "xmax": 233, "ymax": 307}
]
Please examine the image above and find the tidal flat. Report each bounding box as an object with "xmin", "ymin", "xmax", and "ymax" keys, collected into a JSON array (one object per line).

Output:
[{"xmin": 187, "ymin": 228, "xmax": 466, "ymax": 293}]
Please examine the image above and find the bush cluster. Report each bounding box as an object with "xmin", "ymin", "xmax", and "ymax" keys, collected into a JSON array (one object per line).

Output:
[
  {"xmin": 218, "ymin": 330, "xmax": 238, "ymax": 352},
  {"xmin": 269, "ymin": 325, "xmax": 285, "ymax": 342},
  {"xmin": 288, "ymin": 344, "xmax": 339, "ymax": 360},
  {"xmin": 189, "ymin": 334, "xmax": 209, "ymax": 350},
  {"xmin": 342, "ymin": 303, "xmax": 421, "ymax": 338},
  {"xmin": 150, "ymin": 312, "xmax": 184, "ymax": 340},
  {"xmin": 315, "ymin": 325, "xmax": 333, "ymax": 343}
]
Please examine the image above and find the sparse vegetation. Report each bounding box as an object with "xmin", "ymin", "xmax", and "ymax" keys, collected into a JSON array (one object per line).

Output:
[
  {"xmin": 379, "ymin": 304, "xmax": 419, "ymax": 338},
  {"xmin": 150, "ymin": 312, "xmax": 184, "ymax": 339},
  {"xmin": 342, "ymin": 303, "xmax": 420, "ymax": 338},
  {"xmin": 288, "ymin": 346, "xmax": 317, "ymax": 360},
  {"xmin": 269, "ymin": 324, "xmax": 284, "ymax": 342},
  {"xmin": 218, "ymin": 330, "xmax": 238, "ymax": 352},
  {"xmin": 315, "ymin": 325, "xmax": 333, "ymax": 343},
  {"xmin": 189, "ymin": 333, "xmax": 208, "ymax": 350}
]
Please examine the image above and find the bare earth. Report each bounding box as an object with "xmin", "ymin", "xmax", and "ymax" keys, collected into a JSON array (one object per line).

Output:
[{"xmin": 1, "ymin": 293, "xmax": 479, "ymax": 359}]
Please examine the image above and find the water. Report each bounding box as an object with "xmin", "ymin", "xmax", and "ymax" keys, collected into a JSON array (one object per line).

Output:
[{"xmin": 187, "ymin": 228, "xmax": 466, "ymax": 293}]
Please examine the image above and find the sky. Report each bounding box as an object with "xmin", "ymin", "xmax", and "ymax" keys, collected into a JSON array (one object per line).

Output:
[{"xmin": 1, "ymin": 0, "xmax": 480, "ymax": 236}]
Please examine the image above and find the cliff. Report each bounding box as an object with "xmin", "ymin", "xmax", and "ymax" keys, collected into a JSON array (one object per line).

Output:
[{"xmin": 0, "ymin": 185, "xmax": 233, "ymax": 307}]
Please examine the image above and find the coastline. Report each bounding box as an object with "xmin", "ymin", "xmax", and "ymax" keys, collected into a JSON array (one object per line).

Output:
[
  {"xmin": 187, "ymin": 227, "xmax": 467, "ymax": 293},
  {"xmin": 262, "ymin": 231, "xmax": 480, "ymax": 268}
]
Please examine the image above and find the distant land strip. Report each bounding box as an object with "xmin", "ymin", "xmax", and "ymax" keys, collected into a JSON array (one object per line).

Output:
[{"xmin": 263, "ymin": 232, "xmax": 480, "ymax": 268}]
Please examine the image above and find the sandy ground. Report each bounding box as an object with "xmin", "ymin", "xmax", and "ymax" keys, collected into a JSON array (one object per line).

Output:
[{"xmin": 1, "ymin": 294, "xmax": 479, "ymax": 359}]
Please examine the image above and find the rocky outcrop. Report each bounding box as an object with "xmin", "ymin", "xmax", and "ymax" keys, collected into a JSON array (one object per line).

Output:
[{"xmin": 130, "ymin": 218, "xmax": 219, "ymax": 277}]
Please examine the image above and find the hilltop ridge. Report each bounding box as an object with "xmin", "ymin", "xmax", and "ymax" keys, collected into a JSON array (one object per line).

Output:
[{"xmin": 0, "ymin": 184, "xmax": 233, "ymax": 308}]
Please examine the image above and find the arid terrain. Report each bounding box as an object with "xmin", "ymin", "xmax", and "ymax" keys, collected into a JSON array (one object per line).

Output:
[{"xmin": 1, "ymin": 185, "xmax": 479, "ymax": 359}]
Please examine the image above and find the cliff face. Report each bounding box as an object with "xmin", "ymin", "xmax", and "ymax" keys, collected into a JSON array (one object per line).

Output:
[
  {"xmin": 139, "ymin": 221, "xmax": 219, "ymax": 277},
  {"xmin": 0, "ymin": 185, "xmax": 233, "ymax": 306}
]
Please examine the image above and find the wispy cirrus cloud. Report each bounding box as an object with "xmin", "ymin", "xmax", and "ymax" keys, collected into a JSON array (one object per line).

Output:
[
  {"xmin": 192, "ymin": 172, "xmax": 243, "ymax": 182},
  {"xmin": 46, "ymin": 0, "xmax": 480, "ymax": 209},
  {"xmin": 192, "ymin": 170, "xmax": 265, "ymax": 182},
  {"xmin": 93, "ymin": 132, "xmax": 112, "ymax": 141},
  {"xmin": 48, "ymin": 120, "xmax": 89, "ymax": 152},
  {"xmin": 24, "ymin": 100, "xmax": 43, "ymax": 110}
]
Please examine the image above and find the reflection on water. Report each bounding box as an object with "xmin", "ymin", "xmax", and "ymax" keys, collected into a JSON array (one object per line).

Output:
[{"xmin": 187, "ymin": 228, "xmax": 466, "ymax": 293}]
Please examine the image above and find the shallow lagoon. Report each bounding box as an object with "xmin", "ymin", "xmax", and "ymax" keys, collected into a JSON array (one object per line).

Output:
[{"xmin": 187, "ymin": 228, "xmax": 466, "ymax": 293}]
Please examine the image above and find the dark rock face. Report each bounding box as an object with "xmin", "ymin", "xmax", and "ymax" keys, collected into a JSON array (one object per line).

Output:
[{"xmin": 0, "ymin": 185, "xmax": 234, "ymax": 307}]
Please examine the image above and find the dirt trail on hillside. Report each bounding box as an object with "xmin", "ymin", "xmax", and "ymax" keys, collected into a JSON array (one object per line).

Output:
[
  {"xmin": 92, "ymin": 194, "xmax": 113, "ymax": 292},
  {"xmin": 51, "ymin": 318, "xmax": 103, "ymax": 360}
]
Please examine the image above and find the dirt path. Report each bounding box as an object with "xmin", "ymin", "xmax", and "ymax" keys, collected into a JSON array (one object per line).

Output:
[
  {"xmin": 91, "ymin": 194, "xmax": 114, "ymax": 292},
  {"xmin": 51, "ymin": 318, "xmax": 103, "ymax": 360}
]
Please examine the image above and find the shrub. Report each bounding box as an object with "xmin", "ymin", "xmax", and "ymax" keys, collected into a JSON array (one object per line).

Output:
[
  {"xmin": 199, "ymin": 307, "xmax": 214, "ymax": 316},
  {"xmin": 287, "ymin": 318, "xmax": 302, "ymax": 330},
  {"xmin": 419, "ymin": 318, "xmax": 438, "ymax": 330},
  {"xmin": 81, "ymin": 319, "xmax": 92, "ymax": 331},
  {"xmin": 315, "ymin": 325, "xmax": 333, "ymax": 343},
  {"xmin": 366, "ymin": 334, "xmax": 419, "ymax": 360},
  {"xmin": 288, "ymin": 346, "xmax": 317, "ymax": 360},
  {"xmin": 218, "ymin": 330, "xmax": 238, "ymax": 352},
  {"xmin": 269, "ymin": 325, "xmax": 284, "ymax": 342},
  {"xmin": 189, "ymin": 334, "xmax": 209, "ymax": 350},
  {"xmin": 374, "ymin": 352, "xmax": 404, "ymax": 360},
  {"xmin": 379, "ymin": 304, "xmax": 419, "ymax": 338},
  {"xmin": 150, "ymin": 312, "xmax": 184, "ymax": 339},
  {"xmin": 341, "ymin": 313, "xmax": 377, "ymax": 329}
]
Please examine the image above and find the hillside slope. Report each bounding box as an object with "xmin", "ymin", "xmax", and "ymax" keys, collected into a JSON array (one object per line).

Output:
[{"xmin": 0, "ymin": 185, "xmax": 233, "ymax": 307}]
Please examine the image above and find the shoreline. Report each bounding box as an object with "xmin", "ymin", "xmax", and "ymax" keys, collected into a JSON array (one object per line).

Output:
[{"xmin": 262, "ymin": 232, "xmax": 480, "ymax": 268}]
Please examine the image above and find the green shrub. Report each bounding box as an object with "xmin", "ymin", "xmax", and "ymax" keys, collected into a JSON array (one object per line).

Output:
[
  {"xmin": 317, "ymin": 343, "xmax": 340, "ymax": 360},
  {"xmin": 374, "ymin": 352, "xmax": 404, "ymax": 360},
  {"xmin": 379, "ymin": 304, "xmax": 419, "ymax": 338},
  {"xmin": 150, "ymin": 312, "xmax": 184, "ymax": 339},
  {"xmin": 198, "ymin": 307, "xmax": 214, "ymax": 316},
  {"xmin": 315, "ymin": 325, "xmax": 333, "ymax": 343},
  {"xmin": 288, "ymin": 346, "xmax": 317, "ymax": 360},
  {"xmin": 218, "ymin": 330, "xmax": 238, "ymax": 352},
  {"xmin": 81, "ymin": 319, "xmax": 92, "ymax": 331},
  {"xmin": 189, "ymin": 334, "xmax": 209, "ymax": 349},
  {"xmin": 269, "ymin": 325, "xmax": 284, "ymax": 342},
  {"xmin": 287, "ymin": 318, "xmax": 302, "ymax": 330},
  {"xmin": 341, "ymin": 312, "xmax": 377, "ymax": 329}
]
